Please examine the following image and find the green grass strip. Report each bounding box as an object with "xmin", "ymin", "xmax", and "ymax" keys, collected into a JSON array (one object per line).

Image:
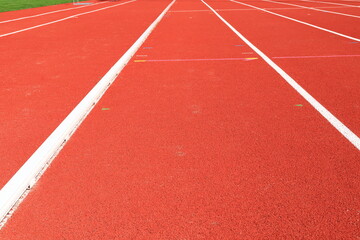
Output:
[{"xmin": 0, "ymin": 0, "xmax": 86, "ymax": 12}]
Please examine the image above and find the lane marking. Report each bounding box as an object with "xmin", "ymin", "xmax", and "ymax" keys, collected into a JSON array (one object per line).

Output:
[
  {"xmin": 133, "ymin": 57, "xmax": 258, "ymax": 62},
  {"xmin": 228, "ymin": 0, "xmax": 360, "ymax": 42},
  {"xmin": 299, "ymin": 0, "xmax": 360, "ymax": 8},
  {"xmin": 168, "ymin": 6, "xmax": 355, "ymax": 12},
  {"xmin": 0, "ymin": 1, "xmax": 107, "ymax": 24},
  {"xmin": 272, "ymin": 54, "xmax": 360, "ymax": 59},
  {"xmin": 0, "ymin": 0, "xmax": 137, "ymax": 39},
  {"xmin": 202, "ymin": 0, "xmax": 360, "ymax": 150},
  {"xmin": 132, "ymin": 54, "xmax": 360, "ymax": 64},
  {"xmin": 73, "ymin": 2, "xmax": 93, "ymax": 5},
  {"xmin": 169, "ymin": 9, "xmax": 211, "ymax": 12},
  {"xmin": 262, "ymin": 0, "xmax": 360, "ymax": 18},
  {"xmin": 0, "ymin": 0, "xmax": 176, "ymax": 228}
]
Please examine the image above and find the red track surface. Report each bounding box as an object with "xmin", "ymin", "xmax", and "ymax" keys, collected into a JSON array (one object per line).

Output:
[
  {"xmin": 0, "ymin": 2, "xmax": 111, "ymax": 35},
  {"xmin": 228, "ymin": 0, "xmax": 360, "ymax": 37},
  {"xmin": 208, "ymin": 0, "xmax": 360, "ymax": 135},
  {"xmin": 264, "ymin": 0, "xmax": 360, "ymax": 16},
  {"xmin": 0, "ymin": 2, "xmax": 91, "ymax": 20},
  {"xmin": 1, "ymin": 0, "xmax": 359, "ymax": 239},
  {"xmin": 0, "ymin": 0, "xmax": 169, "ymax": 189}
]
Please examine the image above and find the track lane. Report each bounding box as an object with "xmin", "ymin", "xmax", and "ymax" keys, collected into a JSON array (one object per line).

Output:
[
  {"xmin": 261, "ymin": 0, "xmax": 360, "ymax": 18},
  {"xmin": 287, "ymin": 0, "xmax": 360, "ymax": 7},
  {"xmin": 207, "ymin": 0, "xmax": 360, "ymax": 136},
  {"xmin": 0, "ymin": 1, "xmax": 108, "ymax": 24},
  {"xmin": 268, "ymin": 0, "xmax": 360, "ymax": 15},
  {"xmin": 0, "ymin": 0, "xmax": 170, "ymax": 190},
  {"xmin": 228, "ymin": 0, "xmax": 360, "ymax": 39},
  {"xmin": 168, "ymin": 5, "xmax": 360, "ymax": 13},
  {"xmin": 1, "ymin": 0, "xmax": 359, "ymax": 238},
  {"xmin": 0, "ymin": 1, "xmax": 135, "ymax": 37},
  {"xmin": 0, "ymin": 1, "xmax": 93, "ymax": 20},
  {"xmin": 300, "ymin": 0, "xmax": 360, "ymax": 7}
]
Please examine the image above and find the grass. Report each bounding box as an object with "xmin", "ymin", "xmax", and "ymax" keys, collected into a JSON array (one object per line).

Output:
[{"xmin": 0, "ymin": 0, "xmax": 81, "ymax": 12}]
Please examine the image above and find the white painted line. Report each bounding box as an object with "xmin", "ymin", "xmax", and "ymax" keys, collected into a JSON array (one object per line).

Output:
[
  {"xmin": 169, "ymin": 6, "xmax": 355, "ymax": 12},
  {"xmin": 294, "ymin": 5, "xmax": 354, "ymax": 9},
  {"xmin": 202, "ymin": 0, "xmax": 360, "ymax": 150},
  {"xmin": 169, "ymin": 9, "xmax": 211, "ymax": 12},
  {"xmin": 0, "ymin": 0, "xmax": 136, "ymax": 38},
  {"xmin": 0, "ymin": 0, "xmax": 175, "ymax": 227},
  {"xmin": 262, "ymin": 0, "xmax": 360, "ymax": 18},
  {"xmin": 228, "ymin": 0, "xmax": 360, "ymax": 42},
  {"xmin": 218, "ymin": 5, "xmax": 357, "ymax": 10},
  {"xmin": 0, "ymin": 1, "xmax": 107, "ymax": 24},
  {"xmin": 266, "ymin": 5, "xmax": 355, "ymax": 9},
  {"xmin": 300, "ymin": 0, "xmax": 360, "ymax": 8}
]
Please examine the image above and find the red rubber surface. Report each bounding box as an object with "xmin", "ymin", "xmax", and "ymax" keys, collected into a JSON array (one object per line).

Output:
[
  {"xmin": 208, "ymin": 0, "xmax": 360, "ymax": 135},
  {"xmin": 227, "ymin": 0, "xmax": 360, "ymax": 37},
  {"xmin": 0, "ymin": 1, "xmax": 90, "ymax": 20},
  {"xmin": 0, "ymin": 0, "xmax": 359, "ymax": 239},
  {"xmin": 265, "ymin": 0, "xmax": 360, "ymax": 16},
  {"xmin": 0, "ymin": 2, "xmax": 113, "ymax": 35},
  {"xmin": 0, "ymin": 0, "xmax": 170, "ymax": 189}
]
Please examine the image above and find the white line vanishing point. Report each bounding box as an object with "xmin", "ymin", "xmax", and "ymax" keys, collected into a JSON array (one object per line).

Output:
[
  {"xmin": 228, "ymin": 0, "xmax": 360, "ymax": 42},
  {"xmin": 0, "ymin": 0, "xmax": 176, "ymax": 228},
  {"xmin": 201, "ymin": 0, "xmax": 360, "ymax": 151}
]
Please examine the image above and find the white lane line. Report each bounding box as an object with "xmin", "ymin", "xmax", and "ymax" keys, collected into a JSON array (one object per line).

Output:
[
  {"xmin": 169, "ymin": 5, "xmax": 356, "ymax": 12},
  {"xmin": 202, "ymin": 0, "xmax": 360, "ymax": 150},
  {"xmin": 169, "ymin": 9, "xmax": 211, "ymax": 12},
  {"xmin": 228, "ymin": 0, "xmax": 360, "ymax": 42},
  {"xmin": 133, "ymin": 54, "xmax": 360, "ymax": 62},
  {"xmin": 0, "ymin": 1, "xmax": 107, "ymax": 24},
  {"xmin": 300, "ymin": 0, "xmax": 360, "ymax": 8},
  {"xmin": 262, "ymin": 0, "xmax": 360, "ymax": 18},
  {"xmin": 272, "ymin": 54, "xmax": 360, "ymax": 59},
  {"xmin": 0, "ymin": 0, "xmax": 136, "ymax": 38},
  {"xmin": 0, "ymin": 0, "xmax": 176, "ymax": 228},
  {"xmin": 216, "ymin": 5, "xmax": 357, "ymax": 10}
]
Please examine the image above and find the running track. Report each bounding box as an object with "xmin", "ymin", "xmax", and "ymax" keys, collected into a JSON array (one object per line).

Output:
[{"xmin": 0, "ymin": 0, "xmax": 359, "ymax": 238}]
